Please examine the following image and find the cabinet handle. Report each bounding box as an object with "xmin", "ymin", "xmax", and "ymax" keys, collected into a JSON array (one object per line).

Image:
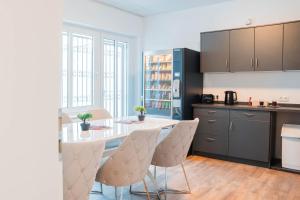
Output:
[
  {"xmin": 229, "ymin": 121, "xmax": 233, "ymax": 131},
  {"xmin": 206, "ymin": 137, "xmax": 216, "ymax": 142},
  {"xmin": 251, "ymin": 58, "xmax": 254, "ymax": 69},
  {"xmin": 255, "ymin": 58, "xmax": 258, "ymax": 69},
  {"xmin": 244, "ymin": 113, "xmax": 255, "ymax": 117},
  {"xmin": 208, "ymin": 110, "xmax": 216, "ymax": 114},
  {"xmin": 226, "ymin": 59, "xmax": 229, "ymax": 70},
  {"xmin": 208, "ymin": 120, "xmax": 216, "ymax": 123}
]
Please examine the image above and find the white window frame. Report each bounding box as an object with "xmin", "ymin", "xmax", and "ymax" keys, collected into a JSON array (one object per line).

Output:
[
  {"xmin": 61, "ymin": 23, "xmax": 133, "ymax": 117},
  {"xmin": 101, "ymin": 33, "xmax": 130, "ymax": 117}
]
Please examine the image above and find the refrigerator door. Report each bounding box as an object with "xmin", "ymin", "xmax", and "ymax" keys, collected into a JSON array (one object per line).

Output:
[
  {"xmin": 143, "ymin": 50, "xmax": 173, "ymax": 118},
  {"xmin": 172, "ymin": 48, "xmax": 183, "ymax": 120}
]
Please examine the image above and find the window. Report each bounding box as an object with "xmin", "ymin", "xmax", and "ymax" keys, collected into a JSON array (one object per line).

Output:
[
  {"xmin": 61, "ymin": 25, "xmax": 130, "ymax": 117},
  {"xmin": 61, "ymin": 31, "xmax": 94, "ymax": 108},
  {"xmin": 103, "ymin": 39, "xmax": 128, "ymax": 117},
  {"xmin": 71, "ymin": 33, "xmax": 94, "ymax": 107}
]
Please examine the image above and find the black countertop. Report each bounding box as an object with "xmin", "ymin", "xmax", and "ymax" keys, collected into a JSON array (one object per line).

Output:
[{"xmin": 192, "ymin": 103, "xmax": 300, "ymax": 113}]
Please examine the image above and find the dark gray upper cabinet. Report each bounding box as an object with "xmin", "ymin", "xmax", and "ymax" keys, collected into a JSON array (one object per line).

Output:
[
  {"xmin": 201, "ymin": 31, "xmax": 230, "ymax": 72},
  {"xmin": 255, "ymin": 24, "xmax": 283, "ymax": 71},
  {"xmin": 230, "ymin": 28, "xmax": 255, "ymax": 72},
  {"xmin": 228, "ymin": 110, "xmax": 270, "ymax": 162},
  {"xmin": 283, "ymin": 22, "xmax": 300, "ymax": 70}
]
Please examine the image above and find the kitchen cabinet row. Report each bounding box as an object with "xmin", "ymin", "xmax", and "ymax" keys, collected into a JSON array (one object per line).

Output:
[
  {"xmin": 201, "ymin": 21, "xmax": 300, "ymax": 72},
  {"xmin": 193, "ymin": 108, "xmax": 271, "ymax": 163}
]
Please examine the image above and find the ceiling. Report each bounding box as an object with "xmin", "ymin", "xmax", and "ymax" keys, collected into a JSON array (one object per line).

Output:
[{"xmin": 95, "ymin": 0, "xmax": 232, "ymax": 17}]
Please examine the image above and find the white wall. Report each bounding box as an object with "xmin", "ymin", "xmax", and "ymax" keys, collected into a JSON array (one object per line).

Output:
[
  {"xmin": 0, "ymin": 0, "xmax": 63, "ymax": 200},
  {"xmin": 64, "ymin": 0, "xmax": 145, "ymax": 112},
  {"xmin": 144, "ymin": 0, "xmax": 300, "ymax": 104}
]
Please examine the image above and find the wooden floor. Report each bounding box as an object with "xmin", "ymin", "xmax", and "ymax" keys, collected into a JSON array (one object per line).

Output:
[{"xmin": 90, "ymin": 156, "xmax": 300, "ymax": 200}]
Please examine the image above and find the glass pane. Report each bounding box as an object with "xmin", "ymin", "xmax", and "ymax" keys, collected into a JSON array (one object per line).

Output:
[
  {"xmin": 117, "ymin": 41, "xmax": 128, "ymax": 117},
  {"xmin": 144, "ymin": 53, "xmax": 173, "ymax": 117},
  {"xmin": 62, "ymin": 32, "xmax": 68, "ymax": 108},
  {"xmin": 72, "ymin": 33, "xmax": 93, "ymax": 107},
  {"xmin": 103, "ymin": 39, "xmax": 115, "ymax": 116},
  {"xmin": 103, "ymin": 39, "xmax": 128, "ymax": 117}
]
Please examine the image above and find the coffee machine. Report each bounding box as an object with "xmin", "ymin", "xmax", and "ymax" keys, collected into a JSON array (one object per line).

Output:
[{"xmin": 224, "ymin": 91, "xmax": 237, "ymax": 105}]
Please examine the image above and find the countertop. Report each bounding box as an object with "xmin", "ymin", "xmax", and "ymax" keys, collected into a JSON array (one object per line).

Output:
[{"xmin": 192, "ymin": 103, "xmax": 300, "ymax": 113}]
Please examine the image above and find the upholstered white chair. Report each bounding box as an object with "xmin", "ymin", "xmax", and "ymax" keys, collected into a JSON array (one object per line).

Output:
[
  {"xmin": 88, "ymin": 107, "xmax": 112, "ymax": 121},
  {"xmin": 61, "ymin": 112, "xmax": 72, "ymax": 124},
  {"xmin": 62, "ymin": 139, "xmax": 105, "ymax": 200},
  {"xmin": 151, "ymin": 118, "xmax": 199, "ymax": 195},
  {"xmin": 95, "ymin": 128, "xmax": 161, "ymax": 200}
]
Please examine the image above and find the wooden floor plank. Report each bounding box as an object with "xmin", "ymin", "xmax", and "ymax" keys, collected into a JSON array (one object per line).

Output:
[{"xmin": 90, "ymin": 156, "xmax": 300, "ymax": 200}]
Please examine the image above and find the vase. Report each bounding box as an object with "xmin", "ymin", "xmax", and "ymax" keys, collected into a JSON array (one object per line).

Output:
[
  {"xmin": 138, "ymin": 114, "xmax": 145, "ymax": 121},
  {"xmin": 80, "ymin": 122, "xmax": 90, "ymax": 131}
]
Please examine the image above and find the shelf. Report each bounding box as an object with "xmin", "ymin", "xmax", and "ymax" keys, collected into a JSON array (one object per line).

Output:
[
  {"xmin": 146, "ymin": 61, "xmax": 172, "ymax": 64},
  {"xmin": 145, "ymin": 99, "xmax": 171, "ymax": 102},
  {"xmin": 144, "ymin": 70, "xmax": 172, "ymax": 72},
  {"xmin": 145, "ymin": 89, "xmax": 171, "ymax": 92},
  {"xmin": 145, "ymin": 79, "xmax": 172, "ymax": 82}
]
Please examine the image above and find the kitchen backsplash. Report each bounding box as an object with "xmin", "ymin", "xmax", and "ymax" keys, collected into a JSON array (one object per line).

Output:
[{"xmin": 203, "ymin": 71, "xmax": 300, "ymax": 104}]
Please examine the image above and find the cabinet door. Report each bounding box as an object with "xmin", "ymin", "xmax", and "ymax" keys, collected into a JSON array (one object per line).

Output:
[
  {"xmin": 193, "ymin": 108, "xmax": 229, "ymax": 155},
  {"xmin": 255, "ymin": 24, "xmax": 283, "ymax": 71},
  {"xmin": 201, "ymin": 31, "xmax": 230, "ymax": 72},
  {"xmin": 229, "ymin": 111, "xmax": 270, "ymax": 162},
  {"xmin": 230, "ymin": 28, "xmax": 255, "ymax": 72},
  {"xmin": 283, "ymin": 22, "xmax": 300, "ymax": 70}
]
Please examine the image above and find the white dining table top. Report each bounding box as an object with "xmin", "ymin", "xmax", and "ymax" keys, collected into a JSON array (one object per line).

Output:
[{"xmin": 60, "ymin": 116, "xmax": 179, "ymax": 143}]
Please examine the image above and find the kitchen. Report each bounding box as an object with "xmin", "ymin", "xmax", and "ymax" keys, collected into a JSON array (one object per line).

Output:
[
  {"xmin": 3, "ymin": 0, "xmax": 300, "ymax": 200},
  {"xmin": 144, "ymin": 18, "xmax": 300, "ymax": 175}
]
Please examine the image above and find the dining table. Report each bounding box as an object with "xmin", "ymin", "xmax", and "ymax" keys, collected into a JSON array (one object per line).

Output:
[{"xmin": 60, "ymin": 116, "xmax": 179, "ymax": 144}]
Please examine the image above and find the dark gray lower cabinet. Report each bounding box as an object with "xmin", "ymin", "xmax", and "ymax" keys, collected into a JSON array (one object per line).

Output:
[
  {"xmin": 228, "ymin": 110, "xmax": 270, "ymax": 162},
  {"xmin": 193, "ymin": 108, "xmax": 229, "ymax": 155},
  {"xmin": 193, "ymin": 108, "xmax": 271, "ymax": 163}
]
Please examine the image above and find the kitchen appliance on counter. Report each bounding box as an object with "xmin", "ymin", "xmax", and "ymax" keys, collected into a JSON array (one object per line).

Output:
[
  {"xmin": 143, "ymin": 48, "xmax": 203, "ymax": 120},
  {"xmin": 199, "ymin": 94, "xmax": 214, "ymax": 104},
  {"xmin": 224, "ymin": 91, "xmax": 238, "ymax": 105}
]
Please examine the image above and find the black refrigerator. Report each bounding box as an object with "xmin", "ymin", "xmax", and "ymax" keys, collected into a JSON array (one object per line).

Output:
[{"xmin": 143, "ymin": 48, "xmax": 203, "ymax": 120}]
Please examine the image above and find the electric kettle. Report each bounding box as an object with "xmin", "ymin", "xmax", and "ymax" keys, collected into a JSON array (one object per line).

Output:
[{"xmin": 224, "ymin": 91, "xmax": 237, "ymax": 105}]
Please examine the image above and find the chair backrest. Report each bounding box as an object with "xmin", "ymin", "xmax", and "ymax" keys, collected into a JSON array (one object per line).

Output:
[
  {"xmin": 62, "ymin": 139, "xmax": 105, "ymax": 200},
  {"xmin": 96, "ymin": 128, "xmax": 161, "ymax": 187},
  {"xmin": 151, "ymin": 118, "xmax": 199, "ymax": 167},
  {"xmin": 61, "ymin": 112, "xmax": 72, "ymax": 124},
  {"xmin": 88, "ymin": 108, "xmax": 112, "ymax": 120}
]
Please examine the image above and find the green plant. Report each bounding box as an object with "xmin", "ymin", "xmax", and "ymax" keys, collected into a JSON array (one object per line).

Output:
[
  {"xmin": 135, "ymin": 106, "xmax": 146, "ymax": 115},
  {"xmin": 77, "ymin": 113, "xmax": 93, "ymax": 124}
]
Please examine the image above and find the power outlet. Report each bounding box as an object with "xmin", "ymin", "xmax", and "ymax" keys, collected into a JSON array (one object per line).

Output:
[{"xmin": 279, "ymin": 96, "xmax": 289, "ymax": 103}]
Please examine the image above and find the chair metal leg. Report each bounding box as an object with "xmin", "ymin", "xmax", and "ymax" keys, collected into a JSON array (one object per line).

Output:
[
  {"xmin": 142, "ymin": 178, "xmax": 151, "ymax": 200},
  {"xmin": 129, "ymin": 170, "xmax": 162, "ymax": 200},
  {"xmin": 163, "ymin": 163, "xmax": 191, "ymax": 194},
  {"xmin": 164, "ymin": 167, "xmax": 167, "ymax": 190},
  {"xmin": 100, "ymin": 183, "xmax": 103, "ymax": 193},
  {"xmin": 154, "ymin": 165, "xmax": 157, "ymax": 180},
  {"xmin": 147, "ymin": 169, "xmax": 162, "ymax": 200},
  {"xmin": 181, "ymin": 163, "xmax": 191, "ymax": 193},
  {"xmin": 164, "ymin": 167, "xmax": 167, "ymax": 200},
  {"xmin": 90, "ymin": 182, "xmax": 103, "ymax": 194},
  {"xmin": 115, "ymin": 186, "xmax": 118, "ymax": 200}
]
